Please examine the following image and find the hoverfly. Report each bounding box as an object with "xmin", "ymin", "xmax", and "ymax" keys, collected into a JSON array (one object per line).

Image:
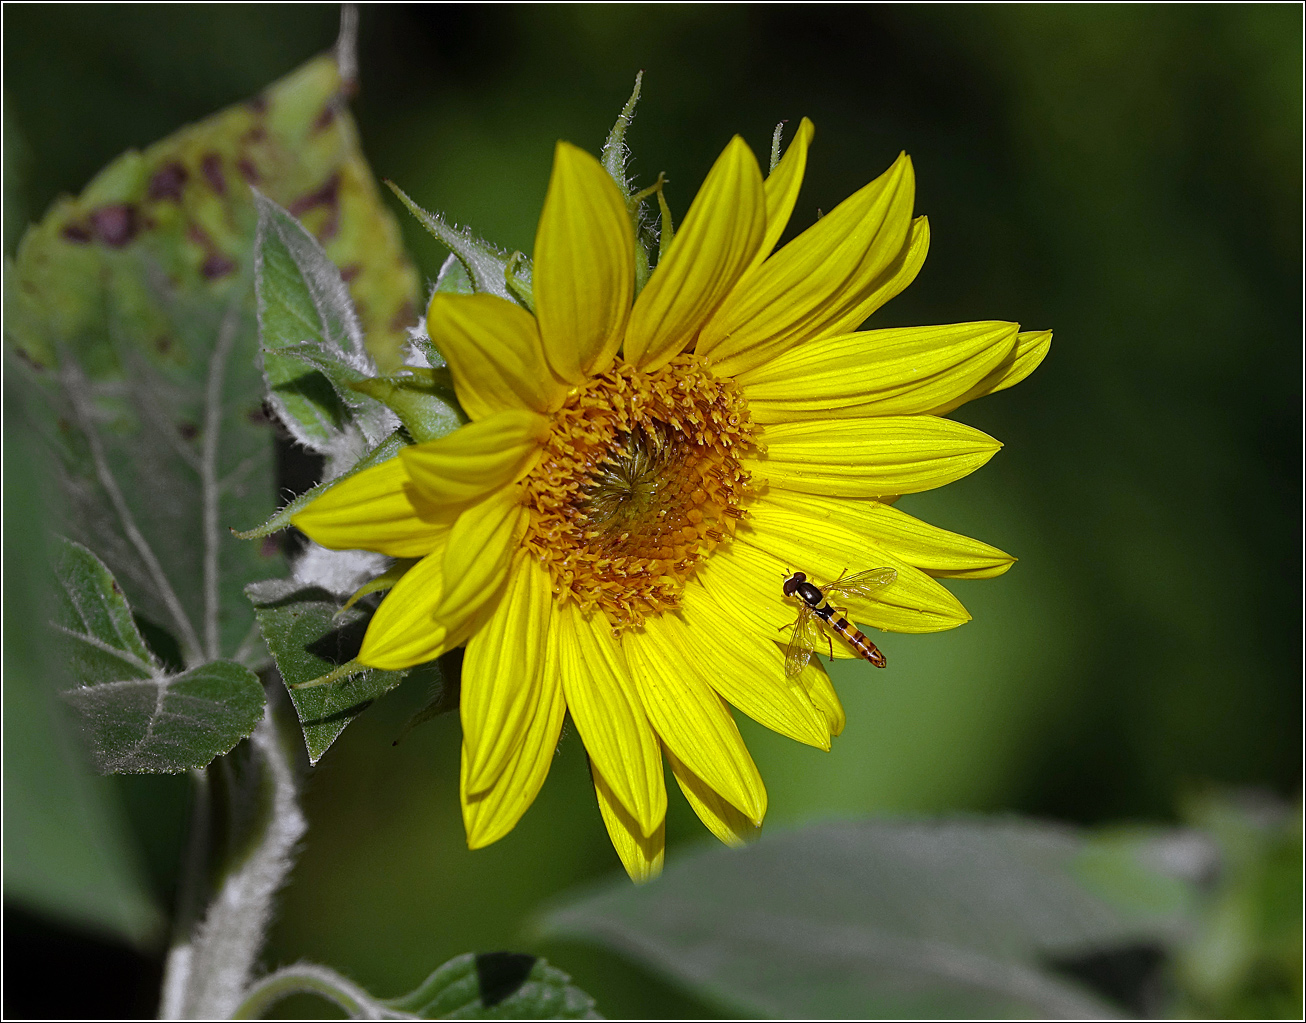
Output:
[{"xmin": 781, "ymin": 568, "xmax": 897, "ymax": 678}]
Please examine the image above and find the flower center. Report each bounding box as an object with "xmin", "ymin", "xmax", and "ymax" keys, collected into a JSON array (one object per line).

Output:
[{"xmin": 522, "ymin": 355, "xmax": 755, "ymax": 628}]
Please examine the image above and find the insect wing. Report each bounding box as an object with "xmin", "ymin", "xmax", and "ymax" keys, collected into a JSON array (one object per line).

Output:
[
  {"xmin": 784, "ymin": 604, "xmax": 819, "ymax": 678},
  {"xmin": 823, "ymin": 567, "xmax": 897, "ymax": 602}
]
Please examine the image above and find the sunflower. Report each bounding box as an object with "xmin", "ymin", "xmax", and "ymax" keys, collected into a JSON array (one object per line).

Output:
[{"xmin": 293, "ymin": 120, "xmax": 1049, "ymax": 881}]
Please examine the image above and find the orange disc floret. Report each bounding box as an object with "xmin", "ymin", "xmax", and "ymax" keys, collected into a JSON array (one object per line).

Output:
[{"xmin": 522, "ymin": 355, "xmax": 755, "ymax": 626}]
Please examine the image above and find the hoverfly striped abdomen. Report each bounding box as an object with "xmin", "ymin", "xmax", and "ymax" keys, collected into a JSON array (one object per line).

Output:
[{"xmin": 781, "ymin": 568, "xmax": 894, "ymax": 675}]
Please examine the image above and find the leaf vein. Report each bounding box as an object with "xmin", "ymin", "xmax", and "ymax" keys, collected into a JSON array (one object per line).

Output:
[
  {"xmin": 51, "ymin": 623, "xmax": 159, "ymax": 677},
  {"xmin": 61, "ymin": 356, "xmax": 204, "ymax": 664}
]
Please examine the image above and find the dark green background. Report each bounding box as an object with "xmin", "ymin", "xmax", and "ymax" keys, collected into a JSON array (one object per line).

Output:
[{"xmin": 4, "ymin": 4, "xmax": 1300, "ymax": 1018}]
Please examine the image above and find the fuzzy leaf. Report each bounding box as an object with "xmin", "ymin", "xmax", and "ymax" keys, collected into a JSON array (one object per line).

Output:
[
  {"xmin": 52, "ymin": 536, "xmax": 160, "ymax": 683},
  {"xmin": 56, "ymin": 535, "xmax": 264, "ymax": 773},
  {"xmin": 601, "ymin": 72, "xmax": 643, "ymax": 189},
  {"xmin": 63, "ymin": 661, "xmax": 266, "ymax": 775},
  {"xmin": 384, "ymin": 952, "xmax": 599, "ymax": 1019},
  {"xmin": 247, "ymin": 580, "xmax": 406, "ymax": 764},
  {"xmin": 434, "ymin": 251, "xmax": 475, "ymax": 296},
  {"xmin": 348, "ymin": 370, "xmax": 464, "ymax": 444},
  {"xmin": 4, "ymin": 52, "xmax": 419, "ymax": 667},
  {"xmin": 233, "ymin": 428, "xmax": 406, "ymax": 541},
  {"xmin": 537, "ymin": 817, "xmax": 1207, "ymax": 1020},
  {"xmin": 504, "ymin": 254, "xmax": 536, "ymax": 313},
  {"xmin": 387, "ymin": 181, "xmax": 515, "ymax": 301},
  {"xmin": 253, "ymin": 192, "xmax": 396, "ymax": 453}
]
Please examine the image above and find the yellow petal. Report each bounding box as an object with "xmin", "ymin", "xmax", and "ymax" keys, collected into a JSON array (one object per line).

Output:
[
  {"xmin": 690, "ymin": 562, "xmax": 846, "ymax": 731},
  {"xmin": 624, "ymin": 616, "xmax": 767, "ymax": 823},
  {"xmin": 665, "ymin": 745, "xmax": 759, "ymax": 848},
  {"xmin": 676, "ymin": 585, "xmax": 830, "ymax": 749},
  {"xmin": 461, "ymin": 554, "xmax": 553, "ymax": 793},
  {"xmin": 426, "ymin": 293, "xmax": 569, "ymax": 420},
  {"xmin": 928, "ymin": 329, "xmax": 1053, "ymax": 416},
  {"xmin": 738, "ymin": 321, "xmax": 1020, "ymax": 424},
  {"xmin": 691, "ymin": 537, "xmax": 859, "ymax": 657},
  {"xmin": 686, "ymin": 561, "xmax": 847, "ymax": 743},
  {"xmin": 462, "ymin": 637, "xmax": 566, "ymax": 849},
  {"xmin": 694, "ymin": 541, "xmax": 805, "ymax": 644},
  {"xmin": 765, "ymin": 489, "xmax": 1016, "ymax": 580},
  {"xmin": 712, "ymin": 214, "xmax": 929, "ymax": 380},
  {"xmin": 292, "ymin": 455, "xmax": 454, "ymax": 558},
  {"xmin": 752, "ymin": 117, "xmax": 815, "ymax": 271},
  {"xmin": 746, "ymin": 415, "xmax": 1001, "ymax": 498},
  {"xmin": 358, "ymin": 547, "xmax": 456, "ymax": 669},
  {"xmin": 797, "ymin": 658, "xmax": 846, "ymax": 737},
  {"xmin": 557, "ymin": 604, "xmax": 666, "ymax": 837},
  {"xmin": 533, "ymin": 141, "xmax": 635, "ymax": 382},
  {"xmin": 432, "ymin": 486, "xmax": 524, "ymax": 625},
  {"xmin": 592, "ymin": 760, "xmax": 665, "ymax": 883},
  {"xmin": 739, "ymin": 500, "xmax": 972, "ymax": 633},
  {"xmin": 698, "ymin": 153, "xmax": 915, "ymax": 375},
  {"xmin": 624, "ymin": 136, "xmax": 766, "ymax": 372},
  {"xmin": 400, "ymin": 409, "xmax": 550, "ymax": 508},
  {"xmin": 696, "ymin": 532, "xmax": 941, "ymax": 667}
]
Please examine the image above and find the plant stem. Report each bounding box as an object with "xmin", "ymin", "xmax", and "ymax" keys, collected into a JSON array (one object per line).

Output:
[
  {"xmin": 158, "ymin": 768, "xmax": 212, "ymax": 1019},
  {"xmin": 231, "ymin": 963, "xmax": 411, "ymax": 1020},
  {"xmin": 157, "ymin": 704, "xmax": 306, "ymax": 1018}
]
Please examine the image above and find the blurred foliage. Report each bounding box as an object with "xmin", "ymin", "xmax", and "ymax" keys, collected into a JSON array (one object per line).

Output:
[
  {"xmin": 2, "ymin": 382, "xmax": 164, "ymax": 947},
  {"xmin": 538, "ymin": 817, "xmax": 1211, "ymax": 1018},
  {"xmin": 3, "ymin": 4, "xmax": 1299, "ymax": 1020},
  {"xmin": 1172, "ymin": 791, "xmax": 1303, "ymax": 1019},
  {"xmin": 380, "ymin": 952, "xmax": 599, "ymax": 1020}
]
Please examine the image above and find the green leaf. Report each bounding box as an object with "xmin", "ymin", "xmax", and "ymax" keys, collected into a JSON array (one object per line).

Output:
[
  {"xmin": 600, "ymin": 72, "xmax": 643, "ymax": 189},
  {"xmin": 233, "ymin": 427, "xmax": 407, "ymax": 540},
  {"xmin": 1072, "ymin": 825, "xmax": 1215, "ymax": 925},
  {"xmin": 537, "ymin": 817, "xmax": 1208, "ymax": 1020},
  {"xmin": 253, "ymin": 192, "xmax": 397, "ymax": 456},
  {"xmin": 384, "ymin": 952, "xmax": 599, "ymax": 1019},
  {"xmin": 62, "ymin": 661, "xmax": 265, "ymax": 775},
  {"xmin": 233, "ymin": 954, "xmax": 598, "ymax": 1020},
  {"xmin": 433, "ymin": 251, "xmax": 475, "ymax": 296},
  {"xmin": 769, "ymin": 121, "xmax": 785, "ymax": 174},
  {"xmin": 598, "ymin": 73, "xmax": 657, "ymax": 292},
  {"xmin": 387, "ymin": 180, "xmax": 518, "ymax": 302},
  {"xmin": 4, "ymin": 413, "xmax": 161, "ymax": 944},
  {"xmin": 4, "ymin": 52, "xmax": 419, "ymax": 665},
  {"xmin": 53, "ymin": 535, "xmax": 160, "ymax": 682},
  {"xmin": 247, "ymin": 580, "xmax": 406, "ymax": 764},
  {"xmin": 54, "ymin": 538, "xmax": 265, "ymax": 774},
  {"xmin": 3, "ymin": 651, "xmax": 163, "ymax": 943},
  {"xmin": 348, "ymin": 369, "xmax": 464, "ymax": 444}
]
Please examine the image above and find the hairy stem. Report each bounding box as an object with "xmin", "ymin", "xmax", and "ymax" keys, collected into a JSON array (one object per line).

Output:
[
  {"xmin": 158, "ymin": 769, "xmax": 212, "ymax": 1019},
  {"xmin": 335, "ymin": 3, "xmax": 360, "ymax": 93},
  {"xmin": 232, "ymin": 963, "xmax": 410, "ymax": 1020},
  {"xmin": 158, "ymin": 703, "xmax": 306, "ymax": 1019}
]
